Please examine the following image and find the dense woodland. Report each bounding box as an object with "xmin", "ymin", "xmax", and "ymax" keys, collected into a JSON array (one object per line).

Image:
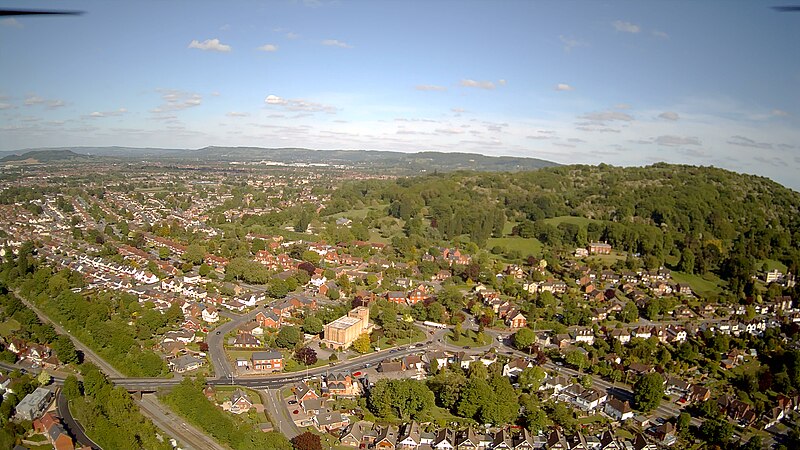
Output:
[{"xmin": 327, "ymin": 164, "xmax": 800, "ymax": 297}]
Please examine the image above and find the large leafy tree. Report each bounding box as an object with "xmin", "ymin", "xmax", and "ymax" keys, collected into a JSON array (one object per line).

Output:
[
  {"xmin": 368, "ymin": 379, "xmax": 434, "ymax": 420},
  {"xmin": 276, "ymin": 326, "xmax": 303, "ymax": 349},
  {"xmin": 294, "ymin": 347, "xmax": 317, "ymax": 366},
  {"xmin": 633, "ymin": 372, "xmax": 665, "ymax": 412}
]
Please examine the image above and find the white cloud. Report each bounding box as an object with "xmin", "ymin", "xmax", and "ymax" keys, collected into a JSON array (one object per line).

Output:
[
  {"xmin": 226, "ymin": 111, "xmax": 249, "ymax": 118},
  {"xmin": 451, "ymin": 107, "xmax": 466, "ymax": 113},
  {"xmin": 188, "ymin": 38, "xmax": 232, "ymax": 52},
  {"xmin": 0, "ymin": 102, "xmax": 13, "ymax": 110},
  {"xmin": 581, "ymin": 111, "xmax": 634, "ymax": 122},
  {"xmin": 614, "ymin": 104, "xmax": 631, "ymax": 110},
  {"xmin": 613, "ymin": 20, "xmax": 641, "ymax": 33},
  {"xmin": 264, "ymin": 95, "xmax": 336, "ymax": 113},
  {"xmin": 652, "ymin": 30, "xmax": 669, "ymax": 39},
  {"xmin": 286, "ymin": 32, "xmax": 300, "ymax": 40},
  {"xmin": 0, "ymin": 18, "xmax": 23, "ymax": 28},
  {"xmin": 559, "ymin": 35, "xmax": 586, "ymax": 52},
  {"xmin": 460, "ymin": 79, "xmax": 496, "ymax": 90},
  {"xmin": 658, "ymin": 111, "xmax": 680, "ymax": 121},
  {"xmin": 772, "ymin": 109, "xmax": 789, "ymax": 117},
  {"xmin": 47, "ymin": 100, "xmax": 66, "ymax": 109},
  {"xmin": 321, "ymin": 39, "xmax": 352, "ymax": 48},
  {"xmin": 554, "ymin": 83, "xmax": 573, "ymax": 91},
  {"xmin": 257, "ymin": 44, "xmax": 278, "ymax": 52},
  {"xmin": 24, "ymin": 95, "xmax": 44, "ymax": 106},
  {"xmin": 498, "ymin": 79, "xmax": 507, "ymax": 86},
  {"xmin": 415, "ymin": 85, "xmax": 447, "ymax": 92},
  {"xmin": 654, "ymin": 135, "xmax": 701, "ymax": 146},
  {"xmin": 86, "ymin": 108, "xmax": 128, "ymax": 118},
  {"xmin": 152, "ymin": 90, "xmax": 202, "ymax": 113},
  {"xmin": 265, "ymin": 95, "xmax": 287, "ymax": 105}
]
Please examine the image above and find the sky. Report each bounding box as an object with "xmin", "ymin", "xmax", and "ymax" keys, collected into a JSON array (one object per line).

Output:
[{"xmin": 1, "ymin": 0, "xmax": 799, "ymax": 188}]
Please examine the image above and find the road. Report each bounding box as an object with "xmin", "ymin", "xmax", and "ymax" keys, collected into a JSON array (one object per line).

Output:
[
  {"xmin": 206, "ymin": 308, "xmax": 263, "ymax": 378},
  {"xmin": 137, "ymin": 394, "xmax": 221, "ymax": 450},
  {"xmin": 57, "ymin": 391, "xmax": 102, "ymax": 450},
  {"xmin": 262, "ymin": 389, "xmax": 301, "ymax": 439}
]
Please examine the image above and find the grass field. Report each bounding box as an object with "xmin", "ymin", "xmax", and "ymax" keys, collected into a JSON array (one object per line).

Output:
[
  {"xmin": 487, "ymin": 237, "xmax": 543, "ymax": 257},
  {"xmin": 759, "ymin": 259, "xmax": 788, "ymax": 273},
  {"xmin": 671, "ymin": 271, "xmax": 727, "ymax": 297},
  {"xmin": 329, "ymin": 203, "xmax": 388, "ymax": 220},
  {"xmin": 542, "ymin": 216, "xmax": 598, "ymax": 227},
  {"xmin": 445, "ymin": 329, "xmax": 492, "ymax": 347},
  {"xmin": 0, "ymin": 318, "xmax": 21, "ymax": 338}
]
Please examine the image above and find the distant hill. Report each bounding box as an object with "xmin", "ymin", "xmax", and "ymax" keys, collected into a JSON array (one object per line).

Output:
[
  {"xmin": 0, "ymin": 149, "xmax": 90, "ymax": 164},
  {"xmin": 2, "ymin": 146, "xmax": 559, "ymax": 172}
]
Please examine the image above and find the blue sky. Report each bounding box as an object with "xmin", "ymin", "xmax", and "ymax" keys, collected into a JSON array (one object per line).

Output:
[{"xmin": 1, "ymin": 0, "xmax": 799, "ymax": 188}]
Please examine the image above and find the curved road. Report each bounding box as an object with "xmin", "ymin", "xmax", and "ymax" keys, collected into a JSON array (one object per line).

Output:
[{"xmin": 57, "ymin": 391, "xmax": 102, "ymax": 450}]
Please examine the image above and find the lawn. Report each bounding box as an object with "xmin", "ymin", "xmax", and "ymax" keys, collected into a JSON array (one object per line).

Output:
[
  {"xmin": 542, "ymin": 216, "xmax": 598, "ymax": 227},
  {"xmin": 671, "ymin": 271, "xmax": 727, "ymax": 297},
  {"xmin": 758, "ymin": 259, "xmax": 788, "ymax": 273},
  {"xmin": 445, "ymin": 329, "xmax": 492, "ymax": 347},
  {"xmin": 0, "ymin": 318, "xmax": 21, "ymax": 338},
  {"xmin": 329, "ymin": 203, "xmax": 388, "ymax": 220},
  {"xmin": 373, "ymin": 328, "xmax": 426, "ymax": 351},
  {"xmin": 487, "ymin": 237, "xmax": 543, "ymax": 257},
  {"xmin": 577, "ymin": 414, "xmax": 608, "ymax": 425}
]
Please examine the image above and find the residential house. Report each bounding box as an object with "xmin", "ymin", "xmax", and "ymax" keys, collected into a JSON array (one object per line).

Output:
[
  {"xmin": 251, "ymin": 350, "xmax": 283, "ymax": 373},
  {"xmin": 505, "ymin": 310, "xmax": 528, "ymax": 329},
  {"xmin": 229, "ymin": 389, "xmax": 254, "ymax": 414},
  {"xmin": 502, "ymin": 357, "xmax": 533, "ymax": 378},
  {"xmin": 604, "ymin": 398, "xmax": 634, "ymax": 421},
  {"xmin": 255, "ymin": 311, "xmax": 281, "ymax": 329},
  {"xmin": 375, "ymin": 425, "xmax": 399, "ymax": 449},
  {"xmin": 315, "ymin": 412, "xmax": 349, "ymax": 432},
  {"xmin": 233, "ymin": 332, "xmax": 260, "ymax": 349},
  {"xmin": 169, "ymin": 354, "xmax": 204, "ymax": 373},
  {"xmin": 201, "ymin": 306, "xmax": 219, "ymax": 323}
]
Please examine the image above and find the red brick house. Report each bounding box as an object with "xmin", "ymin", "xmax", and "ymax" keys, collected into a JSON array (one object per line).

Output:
[{"xmin": 251, "ymin": 350, "xmax": 283, "ymax": 373}]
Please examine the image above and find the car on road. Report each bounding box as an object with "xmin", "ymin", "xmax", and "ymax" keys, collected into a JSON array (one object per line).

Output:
[
  {"xmin": 426, "ymin": 341, "xmax": 433, "ymax": 345},
  {"xmin": 216, "ymin": 331, "xmax": 221, "ymax": 335},
  {"xmin": 463, "ymin": 346, "xmax": 471, "ymax": 349},
  {"xmin": 288, "ymin": 400, "xmax": 297, "ymax": 404},
  {"xmin": 389, "ymin": 349, "xmax": 397, "ymax": 354},
  {"xmin": 364, "ymin": 363, "xmax": 371, "ymax": 368}
]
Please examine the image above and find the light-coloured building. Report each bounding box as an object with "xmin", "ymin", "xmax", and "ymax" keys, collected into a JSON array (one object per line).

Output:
[
  {"xmin": 15, "ymin": 387, "xmax": 53, "ymax": 421},
  {"xmin": 323, "ymin": 306, "xmax": 373, "ymax": 350}
]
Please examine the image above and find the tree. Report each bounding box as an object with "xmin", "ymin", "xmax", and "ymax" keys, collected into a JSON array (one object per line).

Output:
[
  {"xmin": 618, "ymin": 301, "xmax": 639, "ymax": 323},
  {"xmin": 53, "ymin": 334, "xmax": 79, "ymax": 364},
  {"xmin": 37, "ymin": 370, "xmax": 51, "ymax": 386},
  {"xmin": 513, "ymin": 327, "xmax": 536, "ymax": 351},
  {"xmin": 302, "ymin": 317, "xmax": 323, "ymax": 335},
  {"xmin": 352, "ymin": 333, "xmax": 371, "ymax": 354},
  {"xmin": 63, "ymin": 374, "xmax": 82, "ymax": 400},
  {"xmin": 517, "ymin": 366, "xmax": 546, "ymax": 392},
  {"xmin": 565, "ymin": 349, "xmax": 588, "ymax": 372},
  {"xmin": 291, "ymin": 431, "xmax": 322, "ymax": 450},
  {"xmin": 678, "ymin": 248, "xmax": 695, "ymax": 273},
  {"xmin": 276, "ymin": 326, "xmax": 303, "ymax": 348},
  {"xmin": 184, "ymin": 244, "xmax": 206, "ymax": 265},
  {"xmin": 198, "ymin": 263, "xmax": 212, "ymax": 277},
  {"xmin": 294, "ymin": 347, "xmax": 318, "ymax": 366},
  {"xmin": 700, "ymin": 419, "xmax": 733, "ymax": 445},
  {"xmin": 368, "ymin": 379, "xmax": 434, "ymax": 420},
  {"xmin": 633, "ymin": 372, "xmax": 665, "ymax": 412},
  {"xmin": 268, "ymin": 279, "xmax": 289, "ymax": 298}
]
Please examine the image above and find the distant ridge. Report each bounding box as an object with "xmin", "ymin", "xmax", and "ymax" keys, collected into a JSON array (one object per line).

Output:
[
  {"xmin": 0, "ymin": 149, "xmax": 89, "ymax": 163},
  {"xmin": 0, "ymin": 146, "xmax": 560, "ymax": 172}
]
